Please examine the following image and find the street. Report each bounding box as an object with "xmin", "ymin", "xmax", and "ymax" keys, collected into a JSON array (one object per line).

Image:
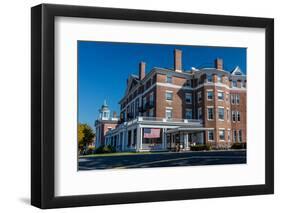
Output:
[{"xmin": 78, "ymin": 150, "xmax": 246, "ymax": 170}]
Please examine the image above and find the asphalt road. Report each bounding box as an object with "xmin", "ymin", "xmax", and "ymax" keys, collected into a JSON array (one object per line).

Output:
[{"xmin": 78, "ymin": 150, "xmax": 246, "ymax": 170}]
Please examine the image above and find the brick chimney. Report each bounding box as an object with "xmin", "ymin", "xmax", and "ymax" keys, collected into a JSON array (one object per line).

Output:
[
  {"xmin": 215, "ymin": 58, "xmax": 223, "ymax": 70},
  {"xmin": 113, "ymin": 111, "xmax": 117, "ymax": 118},
  {"xmin": 139, "ymin": 61, "xmax": 146, "ymax": 80},
  {"xmin": 174, "ymin": 49, "xmax": 182, "ymax": 72}
]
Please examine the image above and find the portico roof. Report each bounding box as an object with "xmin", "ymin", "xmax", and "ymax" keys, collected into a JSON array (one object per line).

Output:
[{"xmin": 166, "ymin": 127, "xmax": 214, "ymax": 134}]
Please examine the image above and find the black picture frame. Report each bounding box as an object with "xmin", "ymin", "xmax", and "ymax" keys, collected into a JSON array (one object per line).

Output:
[{"xmin": 31, "ymin": 3, "xmax": 274, "ymax": 209}]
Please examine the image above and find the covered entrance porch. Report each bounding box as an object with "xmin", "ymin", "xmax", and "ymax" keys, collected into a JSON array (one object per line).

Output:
[{"xmin": 166, "ymin": 128, "xmax": 209, "ymax": 151}]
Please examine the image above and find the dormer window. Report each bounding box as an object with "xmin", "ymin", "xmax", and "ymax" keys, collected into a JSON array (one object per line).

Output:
[
  {"xmin": 232, "ymin": 80, "xmax": 237, "ymax": 87},
  {"xmin": 207, "ymin": 74, "xmax": 213, "ymax": 83},
  {"xmin": 166, "ymin": 75, "xmax": 172, "ymax": 83},
  {"xmin": 217, "ymin": 75, "xmax": 222, "ymax": 83}
]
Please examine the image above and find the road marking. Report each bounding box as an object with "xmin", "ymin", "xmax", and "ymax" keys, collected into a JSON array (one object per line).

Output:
[{"xmin": 114, "ymin": 155, "xmax": 245, "ymax": 169}]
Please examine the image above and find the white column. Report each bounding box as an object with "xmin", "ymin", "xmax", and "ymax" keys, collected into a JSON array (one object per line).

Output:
[
  {"xmin": 162, "ymin": 128, "xmax": 167, "ymax": 150},
  {"xmin": 139, "ymin": 127, "xmax": 143, "ymax": 151},
  {"xmin": 131, "ymin": 129, "xmax": 134, "ymax": 149}
]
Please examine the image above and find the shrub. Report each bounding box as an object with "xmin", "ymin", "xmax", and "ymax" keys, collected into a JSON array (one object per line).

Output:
[
  {"xmin": 231, "ymin": 143, "xmax": 246, "ymax": 149},
  {"xmin": 85, "ymin": 146, "xmax": 94, "ymax": 155},
  {"xmin": 94, "ymin": 145, "xmax": 116, "ymax": 154},
  {"xmin": 190, "ymin": 144, "xmax": 211, "ymax": 151}
]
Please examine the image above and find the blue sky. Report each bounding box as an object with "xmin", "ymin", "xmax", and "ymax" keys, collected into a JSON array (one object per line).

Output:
[{"xmin": 78, "ymin": 41, "xmax": 246, "ymax": 129}]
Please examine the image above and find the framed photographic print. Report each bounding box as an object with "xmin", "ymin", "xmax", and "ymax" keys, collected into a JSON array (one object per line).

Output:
[{"xmin": 31, "ymin": 3, "xmax": 274, "ymax": 209}]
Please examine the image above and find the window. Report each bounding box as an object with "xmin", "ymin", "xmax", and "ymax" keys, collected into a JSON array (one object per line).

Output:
[
  {"xmin": 217, "ymin": 75, "xmax": 222, "ymax": 83},
  {"xmin": 232, "ymin": 111, "xmax": 236, "ymax": 122},
  {"xmin": 197, "ymin": 91, "xmax": 202, "ymax": 103},
  {"xmin": 237, "ymin": 111, "xmax": 241, "ymax": 122},
  {"xmin": 149, "ymin": 92, "xmax": 154, "ymax": 105},
  {"xmin": 219, "ymin": 130, "xmax": 225, "ymax": 141},
  {"xmin": 198, "ymin": 107, "xmax": 202, "ymax": 119},
  {"xmin": 218, "ymin": 107, "xmax": 224, "ymax": 120},
  {"xmin": 231, "ymin": 94, "xmax": 235, "ymax": 104},
  {"xmin": 185, "ymin": 80, "xmax": 191, "ymax": 87},
  {"xmin": 165, "ymin": 91, "xmax": 173, "ymax": 101},
  {"xmin": 238, "ymin": 130, "xmax": 242, "ymax": 142},
  {"xmin": 232, "ymin": 80, "xmax": 237, "ymax": 87},
  {"xmin": 149, "ymin": 108, "xmax": 154, "ymax": 117},
  {"xmin": 218, "ymin": 91, "xmax": 224, "ymax": 101},
  {"xmin": 143, "ymin": 97, "xmax": 146, "ymax": 108},
  {"xmin": 185, "ymin": 109, "xmax": 193, "ymax": 119},
  {"xmin": 185, "ymin": 93, "xmax": 192, "ymax": 103},
  {"xmin": 236, "ymin": 94, "xmax": 240, "ymax": 104},
  {"xmin": 165, "ymin": 108, "xmax": 173, "ymax": 119},
  {"xmin": 166, "ymin": 75, "xmax": 172, "ymax": 83},
  {"xmin": 233, "ymin": 130, "xmax": 237, "ymax": 142},
  {"xmin": 207, "ymin": 74, "xmax": 213, "ymax": 83},
  {"xmin": 207, "ymin": 90, "xmax": 213, "ymax": 100},
  {"xmin": 207, "ymin": 107, "xmax": 214, "ymax": 120},
  {"xmin": 208, "ymin": 130, "xmax": 214, "ymax": 141}
]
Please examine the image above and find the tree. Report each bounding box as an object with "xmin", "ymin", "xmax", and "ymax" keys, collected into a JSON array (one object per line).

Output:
[{"xmin": 78, "ymin": 123, "xmax": 95, "ymax": 149}]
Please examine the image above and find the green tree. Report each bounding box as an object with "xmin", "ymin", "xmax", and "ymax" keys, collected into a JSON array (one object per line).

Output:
[{"xmin": 78, "ymin": 123, "xmax": 95, "ymax": 149}]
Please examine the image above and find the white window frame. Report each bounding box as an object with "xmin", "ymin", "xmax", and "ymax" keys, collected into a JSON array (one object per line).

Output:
[
  {"xmin": 207, "ymin": 106, "xmax": 214, "ymax": 120},
  {"xmin": 233, "ymin": 130, "xmax": 237, "ymax": 143},
  {"xmin": 165, "ymin": 90, "xmax": 173, "ymax": 101},
  {"xmin": 238, "ymin": 130, "xmax": 242, "ymax": 143},
  {"xmin": 237, "ymin": 111, "xmax": 241, "ymax": 122},
  {"xmin": 236, "ymin": 94, "xmax": 240, "ymax": 105},
  {"xmin": 165, "ymin": 108, "xmax": 173, "ymax": 119},
  {"xmin": 232, "ymin": 80, "xmax": 237, "ymax": 88},
  {"xmin": 232, "ymin": 111, "xmax": 236, "ymax": 122},
  {"xmin": 208, "ymin": 130, "xmax": 214, "ymax": 141},
  {"xmin": 219, "ymin": 129, "xmax": 225, "ymax": 141},
  {"xmin": 218, "ymin": 106, "xmax": 225, "ymax": 121},
  {"xmin": 217, "ymin": 75, "xmax": 222, "ymax": 83},
  {"xmin": 217, "ymin": 90, "xmax": 224, "ymax": 101}
]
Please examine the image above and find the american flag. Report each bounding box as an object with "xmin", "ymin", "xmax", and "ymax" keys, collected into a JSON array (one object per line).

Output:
[{"xmin": 143, "ymin": 128, "xmax": 160, "ymax": 138}]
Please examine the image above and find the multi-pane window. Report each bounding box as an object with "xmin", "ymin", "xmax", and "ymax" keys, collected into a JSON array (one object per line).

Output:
[
  {"xmin": 219, "ymin": 130, "xmax": 225, "ymax": 141},
  {"xmin": 231, "ymin": 94, "xmax": 235, "ymax": 104},
  {"xmin": 238, "ymin": 130, "xmax": 242, "ymax": 142},
  {"xmin": 208, "ymin": 130, "xmax": 214, "ymax": 141},
  {"xmin": 236, "ymin": 94, "xmax": 240, "ymax": 104},
  {"xmin": 233, "ymin": 130, "xmax": 237, "ymax": 143},
  {"xmin": 232, "ymin": 111, "xmax": 236, "ymax": 122},
  {"xmin": 232, "ymin": 80, "xmax": 237, "ymax": 87},
  {"xmin": 166, "ymin": 75, "xmax": 172, "ymax": 83},
  {"xmin": 185, "ymin": 109, "xmax": 193, "ymax": 119},
  {"xmin": 185, "ymin": 93, "xmax": 192, "ymax": 103},
  {"xmin": 237, "ymin": 111, "xmax": 241, "ymax": 122},
  {"xmin": 165, "ymin": 91, "xmax": 173, "ymax": 101},
  {"xmin": 165, "ymin": 108, "xmax": 173, "ymax": 119},
  {"xmin": 197, "ymin": 91, "xmax": 202, "ymax": 103},
  {"xmin": 207, "ymin": 90, "xmax": 213, "ymax": 100},
  {"xmin": 198, "ymin": 107, "xmax": 202, "ymax": 119},
  {"xmin": 218, "ymin": 107, "xmax": 225, "ymax": 120},
  {"xmin": 207, "ymin": 107, "xmax": 214, "ymax": 120},
  {"xmin": 218, "ymin": 91, "xmax": 224, "ymax": 101},
  {"xmin": 207, "ymin": 74, "xmax": 213, "ymax": 83}
]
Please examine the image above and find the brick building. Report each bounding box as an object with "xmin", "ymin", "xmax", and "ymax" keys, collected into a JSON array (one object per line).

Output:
[{"xmin": 101, "ymin": 49, "xmax": 246, "ymax": 151}]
